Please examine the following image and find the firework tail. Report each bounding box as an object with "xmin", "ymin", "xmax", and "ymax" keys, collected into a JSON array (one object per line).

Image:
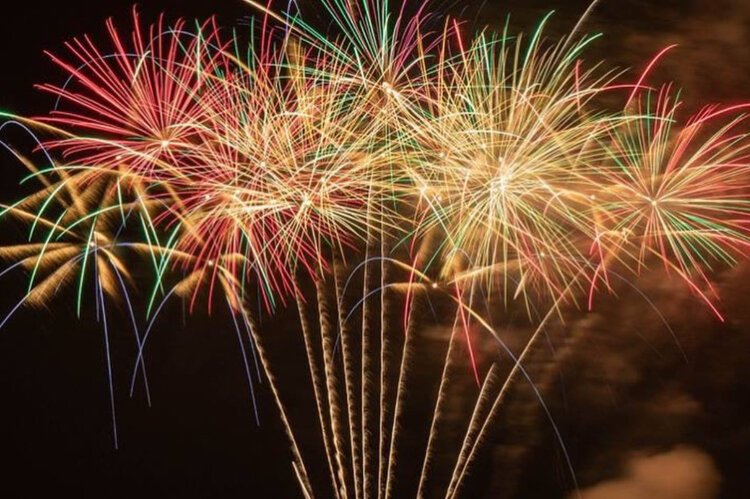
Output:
[
  {"xmin": 415, "ymin": 313, "xmax": 461, "ymax": 498},
  {"xmin": 377, "ymin": 227, "xmax": 393, "ymax": 499},
  {"xmin": 316, "ymin": 275, "xmax": 353, "ymax": 498},
  {"xmin": 447, "ymin": 288, "xmax": 580, "ymax": 499},
  {"xmin": 383, "ymin": 280, "xmax": 420, "ymax": 499},
  {"xmin": 295, "ymin": 289, "xmax": 342, "ymax": 498},
  {"xmin": 486, "ymin": 318, "xmax": 590, "ymax": 498},
  {"xmin": 445, "ymin": 364, "xmax": 502, "ymax": 498},
  {"xmin": 361, "ymin": 226, "xmax": 379, "ymax": 499},
  {"xmin": 334, "ymin": 260, "xmax": 364, "ymax": 499},
  {"xmin": 239, "ymin": 303, "xmax": 315, "ymax": 498}
]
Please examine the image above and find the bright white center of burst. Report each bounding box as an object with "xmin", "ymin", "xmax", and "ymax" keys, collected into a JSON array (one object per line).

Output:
[
  {"xmin": 431, "ymin": 282, "xmax": 438, "ymax": 289},
  {"xmin": 301, "ymin": 195, "xmax": 312, "ymax": 209},
  {"xmin": 88, "ymin": 242, "xmax": 96, "ymax": 248},
  {"xmin": 208, "ymin": 260, "xmax": 215, "ymax": 267},
  {"xmin": 160, "ymin": 140, "xmax": 170, "ymax": 149},
  {"xmin": 381, "ymin": 81, "xmax": 399, "ymax": 97},
  {"xmin": 491, "ymin": 174, "xmax": 511, "ymax": 195}
]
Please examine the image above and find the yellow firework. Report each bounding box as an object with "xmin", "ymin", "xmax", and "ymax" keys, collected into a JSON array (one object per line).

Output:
[{"xmin": 403, "ymin": 19, "xmax": 623, "ymax": 308}]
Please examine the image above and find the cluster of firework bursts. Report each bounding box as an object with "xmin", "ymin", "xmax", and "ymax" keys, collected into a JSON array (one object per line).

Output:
[{"xmin": 2, "ymin": 0, "xmax": 750, "ymax": 497}]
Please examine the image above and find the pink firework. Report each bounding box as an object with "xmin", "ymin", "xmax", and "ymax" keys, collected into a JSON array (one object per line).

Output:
[{"xmin": 36, "ymin": 8, "xmax": 230, "ymax": 181}]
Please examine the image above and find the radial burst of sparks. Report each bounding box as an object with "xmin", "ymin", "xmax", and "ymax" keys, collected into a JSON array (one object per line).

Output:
[
  {"xmin": 2, "ymin": 1, "xmax": 750, "ymax": 497},
  {"xmin": 35, "ymin": 9, "xmax": 230, "ymax": 181},
  {"xmin": 151, "ymin": 32, "xmax": 402, "ymax": 308},
  {"xmin": 592, "ymin": 86, "xmax": 750, "ymax": 312},
  {"xmin": 403, "ymin": 20, "xmax": 623, "ymax": 309}
]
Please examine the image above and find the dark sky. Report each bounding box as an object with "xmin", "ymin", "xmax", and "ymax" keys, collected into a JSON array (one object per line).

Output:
[
  {"xmin": 1, "ymin": 1, "xmax": 750, "ymax": 498},
  {"xmin": 3, "ymin": 0, "xmax": 750, "ymax": 114}
]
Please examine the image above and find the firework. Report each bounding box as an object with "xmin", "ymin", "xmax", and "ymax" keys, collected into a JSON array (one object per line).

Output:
[
  {"xmin": 162, "ymin": 37, "xmax": 398, "ymax": 308},
  {"xmin": 403, "ymin": 20, "xmax": 624, "ymax": 305},
  {"xmin": 592, "ymin": 85, "xmax": 750, "ymax": 314},
  {"xmin": 36, "ymin": 8, "xmax": 229, "ymax": 181},
  {"xmin": 0, "ymin": 153, "xmax": 157, "ymax": 448},
  {"xmin": 1, "ymin": 1, "xmax": 750, "ymax": 498}
]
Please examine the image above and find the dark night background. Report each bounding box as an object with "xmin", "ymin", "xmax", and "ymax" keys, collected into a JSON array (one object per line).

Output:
[{"xmin": 2, "ymin": 1, "xmax": 750, "ymax": 497}]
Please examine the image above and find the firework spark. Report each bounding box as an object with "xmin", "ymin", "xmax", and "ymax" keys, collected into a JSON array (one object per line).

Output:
[{"xmin": 1, "ymin": 1, "xmax": 750, "ymax": 498}]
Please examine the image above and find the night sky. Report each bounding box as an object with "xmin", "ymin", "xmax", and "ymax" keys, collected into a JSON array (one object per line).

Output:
[{"xmin": 1, "ymin": 1, "xmax": 750, "ymax": 497}]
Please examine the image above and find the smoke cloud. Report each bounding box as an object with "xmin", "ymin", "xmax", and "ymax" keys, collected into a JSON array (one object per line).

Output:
[{"xmin": 574, "ymin": 446, "xmax": 721, "ymax": 499}]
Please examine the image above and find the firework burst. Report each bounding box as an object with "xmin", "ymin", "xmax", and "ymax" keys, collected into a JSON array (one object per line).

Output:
[
  {"xmin": 2, "ymin": 1, "xmax": 750, "ymax": 498},
  {"xmin": 36, "ymin": 8, "xmax": 230, "ymax": 181},
  {"xmin": 592, "ymin": 85, "xmax": 750, "ymax": 314},
  {"xmin": 401, "ymin": 20, "xmax": 623, "ymax": 310}
]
